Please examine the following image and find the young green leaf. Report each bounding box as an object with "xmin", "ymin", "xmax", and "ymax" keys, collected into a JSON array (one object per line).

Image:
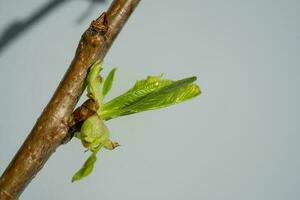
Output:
[
  {"xmin": 101, "ymin": 75, "xmax": 173, "ymax": 113},
  {"xmin": 123, "ymin": 77, "xmax": 199, "ymax": 110},
  {"xmin": 72, "ymin": 151, "xmax": 98, "ymax": 182},
  {"xmin": 87, "ymin": 60, "xmax": 103, "ymax": 105},
  {"xmin": 102, "ymin": 68, "xmax": 117, "ymax": 99},
  {"xmin": 101, "ymin": 76, "xmax": 200, "ymax": 119}
]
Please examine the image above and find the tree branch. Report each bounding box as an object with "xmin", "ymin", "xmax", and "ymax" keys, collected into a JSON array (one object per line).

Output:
[{"xmin": 0, "ymin": 0, "xmax": 140, "ymax": 199}]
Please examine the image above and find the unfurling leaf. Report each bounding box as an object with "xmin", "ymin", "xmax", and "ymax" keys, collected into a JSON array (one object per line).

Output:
[
  {"xmin": 101, "ymin": 76, "xmax": 200, "ymax": 120},
  {"xmin": 101, "ymin": 75, "xmax": 173, "ymax": 113},
  {"xmin": 77, "ymin": 115, "xmax": 110, "ymax": 152},
  {"xmin": 87, "ymin": 60, "xmax": 103, "ymax": 105},
  {"xmin": 120, "ymin": 77, "xmax": 200, "ymax": 114},
  {"xmin": 72, "ymin": 151, "xmax": 98, "ymax": 182},
  {"xmin": 102, "ymin": 68, "xmax": 117, "ymax": 99}
]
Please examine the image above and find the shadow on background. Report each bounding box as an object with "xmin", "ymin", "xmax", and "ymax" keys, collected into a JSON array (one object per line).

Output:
[{"xmin": 0, "ymin": 0, "xmax": 107, "ymax": 55}]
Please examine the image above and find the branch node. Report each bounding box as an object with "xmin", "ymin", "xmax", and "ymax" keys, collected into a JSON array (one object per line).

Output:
[{"xmin": 91, "ymin": 12, "xmax": 109, "ymax": 35}]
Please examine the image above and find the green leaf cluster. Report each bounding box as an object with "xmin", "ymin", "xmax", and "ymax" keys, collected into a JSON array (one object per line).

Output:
[
  {"xmin": 72, "ymin": 60, "xmax": 201, "ymax": 182},
  {"xmin": 72, "ymin": 62, "xmax": 118, "ymax": 182}
]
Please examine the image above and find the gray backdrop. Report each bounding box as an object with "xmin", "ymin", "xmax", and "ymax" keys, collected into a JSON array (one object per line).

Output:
[{"xmin": 0, "ymin": 0, "xmax": 299, "ymax": 199}]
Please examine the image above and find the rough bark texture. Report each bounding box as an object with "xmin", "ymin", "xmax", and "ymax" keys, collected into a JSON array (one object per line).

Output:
[{"xmin": 0, "ymin": 0, "xmax": 140, "ymax": 199}]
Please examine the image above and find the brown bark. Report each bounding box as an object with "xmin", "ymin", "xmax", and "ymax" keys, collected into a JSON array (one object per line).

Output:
[{"xmin": 0, "ymin": 0, "xmax": 140, "ymax": 199}]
